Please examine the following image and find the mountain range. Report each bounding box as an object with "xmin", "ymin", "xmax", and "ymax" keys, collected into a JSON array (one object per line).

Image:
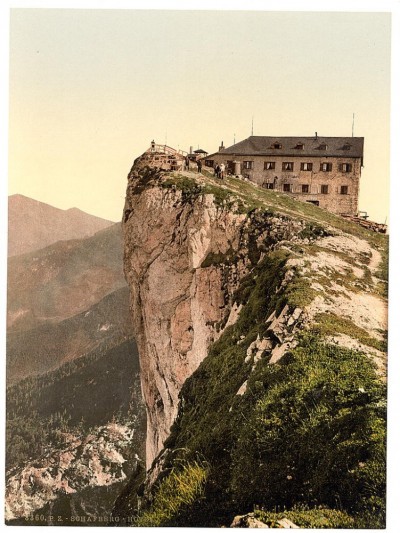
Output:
[
  {"xmin": 8, "ymin": 194, "xmax": 115, "ymax": 257},
  {"xmin": 7, "ymin": 221, "xmax": 126, "ymax": 333},
  {"xmin": 6, "ymin": 194, "xmax": 145, "ymax": 524}
]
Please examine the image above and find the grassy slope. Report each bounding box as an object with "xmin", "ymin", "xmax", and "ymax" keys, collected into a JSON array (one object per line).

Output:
[
  {"xmin": 164, "ymin": 169, "xmax": 387, "ymax": 253},
  {"xmin": 129, "ymin": 170, "xmax": 387, "ymax": 528}
]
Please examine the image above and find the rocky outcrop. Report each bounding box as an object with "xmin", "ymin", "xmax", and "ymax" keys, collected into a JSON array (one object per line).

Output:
[
  {"xmin": 123, "ymin": 166, "xmax": 388, "ymax": 469},
  {"xmin": 123, "ymin": 188, "xmax": 242, "ymax": 465},
  {"xmin": 121, "ymin": 163, "xmax": 388, "ymax": 526},
  {"xmin": 231, "ymin": 513, "xmax": 299, "ymax": 528},
  {"xmin": 123, "ymin": 168, "xmax": 310, "ymax": 467},
  {"xmin": 5, "ymin": 423, "xmax": 137, "ymax": 523}
]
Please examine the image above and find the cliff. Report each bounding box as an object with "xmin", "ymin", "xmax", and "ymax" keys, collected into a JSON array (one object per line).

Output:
[{"xmin": 121, "ymin": 162, "xmax": 388, "ymax": 527}]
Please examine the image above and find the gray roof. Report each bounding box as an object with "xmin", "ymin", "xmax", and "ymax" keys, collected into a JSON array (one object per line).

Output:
[{"xmin": 211, "ymin": 136, "xmax": 364, "ymax": 158}]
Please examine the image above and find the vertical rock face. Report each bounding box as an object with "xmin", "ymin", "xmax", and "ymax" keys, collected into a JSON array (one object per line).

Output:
[
  {"xmin": 121, "ymin": 164, "xmax": 387, "ymax": 527},
  {"xmin": 122, "ymin": 165, "xmax": 387, "ymax": 472},
  {"xmin": 123, "ymin": 175, "xmax": 251, "ymax": 466}
]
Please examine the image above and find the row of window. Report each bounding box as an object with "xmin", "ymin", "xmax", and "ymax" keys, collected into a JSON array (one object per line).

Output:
[
  {"xmin": 249, "ymin": 161, "xmax": 352, "ymax": 172},
  {"xmin": 204, "ymin": 159, "xmax": 353, "ymax": 173},
  {"xmin": 271, "ymin": 142, "xmax": 352, "ymax": 151},
  {"xmin": 263, "ymin": 183, "xmax": 349, "ymax": 195}
]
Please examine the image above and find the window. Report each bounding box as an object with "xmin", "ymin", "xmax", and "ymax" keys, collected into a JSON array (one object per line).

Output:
[
  {"xmin": 205, "ymin": 160, "xmax": 214, "ymax": 167},
  {"xmin": 321, "ymin": 185, "xmax": 329, "ymax": 194},
  {"xmin": 320, "ymin": 162, "xmax": 332, "ymax": 172},
  {"xmin": 319, "ymin": 143, "xmax": 328, "ymax": 150},
  {"xmin": 263, "ymin": 182, "xmax": 274, "ymax": 190},
  {"xmin": 341, "ymin": 163, "xmax": 352, "ymax": 172},
  {"xmin": 340, "ymin": 185, "xmax": 349, "ymax": 195},
  {"xmin": 272, "ymin": 142, "xmax": 282, "ymax": 149},
  {"xmin": 264, "ymin": 161, "xmax": 275, "ymax": 170},
  {"xmin": 343, "ymin": 143, "xmax": 351, "ymax": 150},
  {"xmin": 282, "ymin": 162, "xmax": 294, "ymax": 171},
  {"xmin": 301, "ymin": 162, "xmax": 313, "ymax": 171},
  {"xmin": 283, "ymin": 183, "xmax": 292, "ymax": 192},
  {"xmin": 302, "ymin": 184, "xmax": 310, "ymax": 193},
  {"xmin": 295, "ymin": 143, "xmax": 304, "ymax": 150},
  {"xmin": 243, "ymin": 161, "xmax": 254, "ymax": 170}
]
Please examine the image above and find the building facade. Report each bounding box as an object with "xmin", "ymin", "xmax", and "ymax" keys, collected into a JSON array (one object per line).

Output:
[{"xmin": 204, "ymin": 135, "xmax": 364, "ymax": 216}]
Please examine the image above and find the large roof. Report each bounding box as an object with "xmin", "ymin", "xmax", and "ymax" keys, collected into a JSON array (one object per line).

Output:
[{"xmin": 213, "ymin": 136, "xmax": 364, "ymax": 158}]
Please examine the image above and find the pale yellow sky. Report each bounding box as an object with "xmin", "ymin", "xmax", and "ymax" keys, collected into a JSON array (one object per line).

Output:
[{"xmin": 8, "ymin": 9, "xmax": 391, "ymax": 223}]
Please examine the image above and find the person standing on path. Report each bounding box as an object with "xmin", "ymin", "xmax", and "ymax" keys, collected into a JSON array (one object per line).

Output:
[
  {"xmin": 220, "ymin": 163, "xmax": 225, "ymax": 179},
  {"xmin": 197, "ymin": 159, "xmax": 202, "ymax": 173},
  {"xmin": 185, "ymin": 156, "xmax": 190, "ymax": 171}
]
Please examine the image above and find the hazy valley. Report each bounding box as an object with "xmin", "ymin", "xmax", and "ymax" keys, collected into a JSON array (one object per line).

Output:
[{"xmin": 6, "ymin": 197, "xmax": 145, "ymax": 525}]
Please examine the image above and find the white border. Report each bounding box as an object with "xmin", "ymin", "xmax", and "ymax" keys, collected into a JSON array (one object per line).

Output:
[{"xmin": 1, "ymin": 2, "xmax": 399, "ymax": 533}]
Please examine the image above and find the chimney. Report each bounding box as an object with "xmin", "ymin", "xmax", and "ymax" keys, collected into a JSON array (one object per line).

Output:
[
  {"xmin": 315, "ymin": 132, "xmax": 318, "ymax": 140},
  {"xmin": 189, "ymin": 146, "xmax": 193, "ymax": 154},
  {"xmin": 219, "ymin": 141, "xmax": 225, "ymax": 152}
]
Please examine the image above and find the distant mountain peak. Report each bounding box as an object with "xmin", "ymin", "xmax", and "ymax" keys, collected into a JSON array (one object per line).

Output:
[{"xmin": 8, "ymin": 194, "xmax": 116, "ymax": 257}]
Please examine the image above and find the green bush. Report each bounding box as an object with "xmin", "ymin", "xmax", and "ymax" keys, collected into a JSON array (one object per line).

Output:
[{"xmin": 161, "ymin": 176, "xmax": 202, "ymax": 203}]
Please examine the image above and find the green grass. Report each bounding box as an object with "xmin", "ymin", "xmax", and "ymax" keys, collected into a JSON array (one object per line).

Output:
[
  {"xmin": 312, "ymin": 312, "xmax": 387, "ymax": 352},
  {"xmin": 160, "ymin": 175, "xmax": 202, "ymax": 202},
  {"xmin": 222, "ymin": 175, "xmax": 388, "ymax": 250},
  {"xmin": 231, "ymin": 334, "xmax": 386, "ymax": 528},
  {"xmin": 135, "ymin": 461, "xmax": 208, "ymax": 527},
  {"xmin": 154, "ymin": 250, "xmax": 386, "ymax": 527},
  {"xmin": 131, "ymin": 165, "xmax": 388, "ymax": 528},
  {"xmin": 282, "ymin": 275, "xmax": 319, "ymax": 310},
  {"xmin": 162, "ymin": 171, "xmax": 388, "ymax": 252}
]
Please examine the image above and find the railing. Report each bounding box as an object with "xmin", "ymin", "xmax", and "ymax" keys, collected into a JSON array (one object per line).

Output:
[{"xmin": 149, "ymin": 144, "xmax": 187, "ymax": 157}]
